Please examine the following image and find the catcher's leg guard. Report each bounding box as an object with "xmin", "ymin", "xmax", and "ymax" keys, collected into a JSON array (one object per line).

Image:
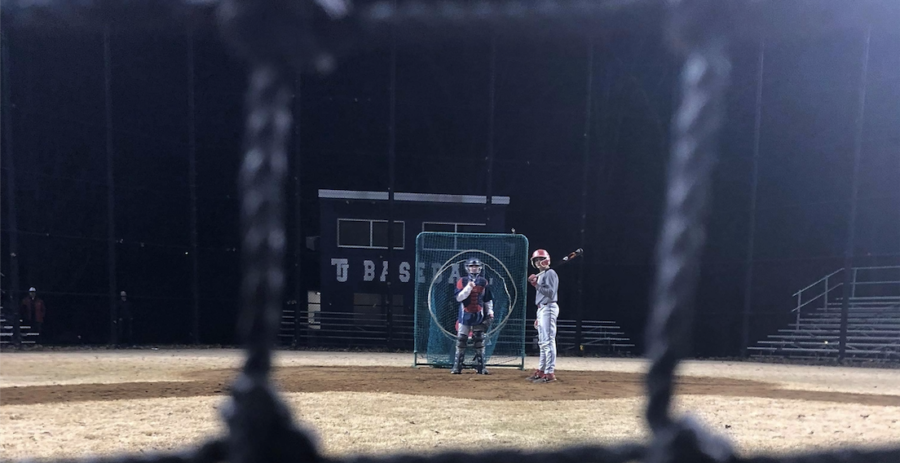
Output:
[
  {"xmin": 472, "ymin": 329, "xmax": 485, "ymax": 350},
  {"xmin": 450, "ymin": 349, "xmax": 464, "ymax": 374},
  {"xmin": 474, "ymin": 352, "xmax": 489, "ymax": 375},
  {"xmin": 451, "ymin": 327, "xmax": 469, "ymax": 374},
  {"xmin": 472, "ymin": 330, "xmax": 489, "ymax": 374}
]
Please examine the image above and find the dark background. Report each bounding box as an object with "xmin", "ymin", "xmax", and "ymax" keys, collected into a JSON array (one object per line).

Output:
[{"xmin": 2, "ymin": 18, "xmax": 899, "ymax": 356}]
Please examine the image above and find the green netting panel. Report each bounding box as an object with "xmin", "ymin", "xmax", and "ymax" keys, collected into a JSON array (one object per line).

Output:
[{"xmin": 413, "ymin": 232, "xmax": 528, "ymax": 369}]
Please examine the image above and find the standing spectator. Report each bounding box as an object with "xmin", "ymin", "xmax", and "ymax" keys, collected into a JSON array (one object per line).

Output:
[
  {"xmin": 116, "ymin": 290, "xmax": 134, "ymax": 346},
  {"xmin": 20, "ymin": 287, "xmax": 47, "ymax": 334}
]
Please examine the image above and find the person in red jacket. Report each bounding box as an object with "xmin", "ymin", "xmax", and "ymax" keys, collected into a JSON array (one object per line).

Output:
[{"xmin": 21, "ymin": 287, "xmax": 47, "ymax": 334}]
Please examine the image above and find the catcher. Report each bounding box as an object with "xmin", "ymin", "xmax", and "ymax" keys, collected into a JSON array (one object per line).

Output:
[{"xmin": 450, "ymin": 258, "xmax": 494, "ymax": 375}]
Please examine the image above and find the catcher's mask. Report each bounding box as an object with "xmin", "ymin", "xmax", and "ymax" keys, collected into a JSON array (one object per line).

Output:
[{"xmin": 465, "ymin": 258, "xmax": 483, "ymax": 277}]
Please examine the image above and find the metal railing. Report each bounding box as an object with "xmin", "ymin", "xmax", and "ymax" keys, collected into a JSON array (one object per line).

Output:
[
  {"xmin": 281, "ymin": 309, "xmax": 637, "ymax": 355},
  {"xmin": 791, "ymin": 266, "xmax": 900, "ymax": 330},
  {"xmin": 526, "ymin": 318, "xmax": 635, "ymax": 355},
  {"xmin": 288, "ymin": 310, "xmax": 416, "ymax": 347}
]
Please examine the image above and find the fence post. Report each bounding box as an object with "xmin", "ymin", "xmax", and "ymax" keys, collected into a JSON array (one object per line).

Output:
[
  {"xmin": 576, "ymin": 38, "xmax": 595, "ymax": 356},
  {"xmin": 1, "ymin": 32, "xmax": 23, "ymax": 348},
  {"xmin": 839, "ymin": 28, "xmax": 871, "ymax": 362},
  {"xmin": 187, "ymin": 28, "xmax": 201, "ymax": 345},
  {"xmin": 103, "ymin": 27, "xmax": 119, "ymax": 347},
  {"xmin": 741, "ymin": 38, "xmax": 765, "ymax": 357},
  {"xmin": 292, "ymin": 77, "xmax": 305, "ymax": 349},
  {"xmin": 485, "ymin": 35, "xmax": 497, "ymax": 228},
  {"xmin": 383, "ymin": 26, "xmax": 397, "ymax": 347}
]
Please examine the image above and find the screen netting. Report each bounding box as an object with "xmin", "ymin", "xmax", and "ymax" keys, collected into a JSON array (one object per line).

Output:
[
  {"xmin": 413, "ymin": 232, "xmax": 528, "ymax": 369},
  {"xmin": 6, "ymin": 2, "xmax": 900, "ymax": 463}
]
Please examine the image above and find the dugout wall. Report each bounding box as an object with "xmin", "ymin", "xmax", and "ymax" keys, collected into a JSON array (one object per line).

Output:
[{"xmin": 311, "ymin": 189, "xmax": 510, "ymax": 348}]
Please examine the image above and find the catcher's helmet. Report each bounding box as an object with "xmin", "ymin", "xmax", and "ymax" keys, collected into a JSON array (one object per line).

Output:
[
  {"xmin": 465, "ymin": 258, "xmax": 483, "ymax": 277},
  {"xmin": 531, "ymin": 249, "xmax": 550, "ymax": 269}
]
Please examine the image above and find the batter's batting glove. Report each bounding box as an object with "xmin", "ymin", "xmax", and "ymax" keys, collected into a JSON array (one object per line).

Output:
[{"xmin": 528, "ymin": 274, "xmax": 538, "ymax": 287}]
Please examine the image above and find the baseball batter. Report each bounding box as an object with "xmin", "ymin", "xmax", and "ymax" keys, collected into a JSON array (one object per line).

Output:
[{"xmin": 527, "ymin": 249, "xmax": 558, "ymax": 382}]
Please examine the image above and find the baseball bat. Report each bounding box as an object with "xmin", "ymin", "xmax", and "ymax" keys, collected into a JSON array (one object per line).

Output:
[
  {"xmin": 553, "ymin": 248, "xmax": 583, "ymax": 268},
  {"xmin": 531, "ymin": 248, "xmax": 584, "ymax": 279}
]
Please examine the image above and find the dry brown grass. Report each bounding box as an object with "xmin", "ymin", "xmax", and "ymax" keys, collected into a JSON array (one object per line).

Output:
[{"xmin": 1, "ymin": 350, "xmax": 898, "ymax": 461}]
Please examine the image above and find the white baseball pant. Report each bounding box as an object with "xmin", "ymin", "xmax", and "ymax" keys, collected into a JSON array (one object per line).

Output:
[{"xmin": 536, "ymin": 303, "xmax": 559, "ymax": 374}]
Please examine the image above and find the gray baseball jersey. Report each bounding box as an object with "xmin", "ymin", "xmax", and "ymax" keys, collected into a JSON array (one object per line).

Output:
[{"xmin": 534, "ymin": 269, "xmax": 559, "ymax": 306}]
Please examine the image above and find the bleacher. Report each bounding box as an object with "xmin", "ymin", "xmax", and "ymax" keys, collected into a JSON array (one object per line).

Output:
[
  {"xmin": 750, "ymin": 266, "xmax": 900, "ymax": 361},
  {"xmin": 0, "ymin": 307, "xmax": 40, "ymax": 346},
  {"xmin": 277, "ymin": 293, "xmax": 637, "ymax": 355},
  {"xmin": 527, "ymin": 318, "xmax": 636, "ymax": 355}
]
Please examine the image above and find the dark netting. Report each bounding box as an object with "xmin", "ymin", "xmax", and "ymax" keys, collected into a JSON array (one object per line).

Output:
[{"xmin": 2, "ymin": 1, "xmax": 899, "ymax": 463}]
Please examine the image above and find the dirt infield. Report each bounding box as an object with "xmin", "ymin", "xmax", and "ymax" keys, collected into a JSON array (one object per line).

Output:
[
  {"xmin": 3, "ymin": 366, "xmax": 899, "ymax": 407},
  {"xmin": 2, "ymin": 351, "xmax": 900, "ymax": 460}
]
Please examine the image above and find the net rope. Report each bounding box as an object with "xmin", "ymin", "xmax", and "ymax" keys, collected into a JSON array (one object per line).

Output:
[{"xmin": 3, "ymin": 1, "xmax": 900, "ymax": 463}]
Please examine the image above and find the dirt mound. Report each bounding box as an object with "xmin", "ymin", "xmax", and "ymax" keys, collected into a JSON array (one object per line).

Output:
[{"xmin": 2, "ymin": 366, "xmax": 898, "ymax": 406}]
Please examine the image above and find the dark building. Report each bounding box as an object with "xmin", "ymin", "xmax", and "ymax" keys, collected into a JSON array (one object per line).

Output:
[{"xmin": 308, "ymin": 189, "xmax": 509, "ymax": 347}]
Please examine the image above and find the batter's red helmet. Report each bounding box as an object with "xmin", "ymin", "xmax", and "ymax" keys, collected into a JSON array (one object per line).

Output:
[{"xmin": 531, "ymin": 249, "xmax": 550, "ymax": 268}]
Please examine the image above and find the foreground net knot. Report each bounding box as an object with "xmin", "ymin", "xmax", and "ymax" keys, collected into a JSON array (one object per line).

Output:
[
  {"xmin": 223, "ymin": 373, "xmax": 320, "ymax": 463},
  {"xmin": 648, "ymin": 416, "xmax": 735, "ymax": 463},
  {"xmin": 666, "ymin": 0, "xmax": 737, "ymax": 56},
  {"xmin": 217, "ymin": 0, "xmax": 354, "ymax": 73}
]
